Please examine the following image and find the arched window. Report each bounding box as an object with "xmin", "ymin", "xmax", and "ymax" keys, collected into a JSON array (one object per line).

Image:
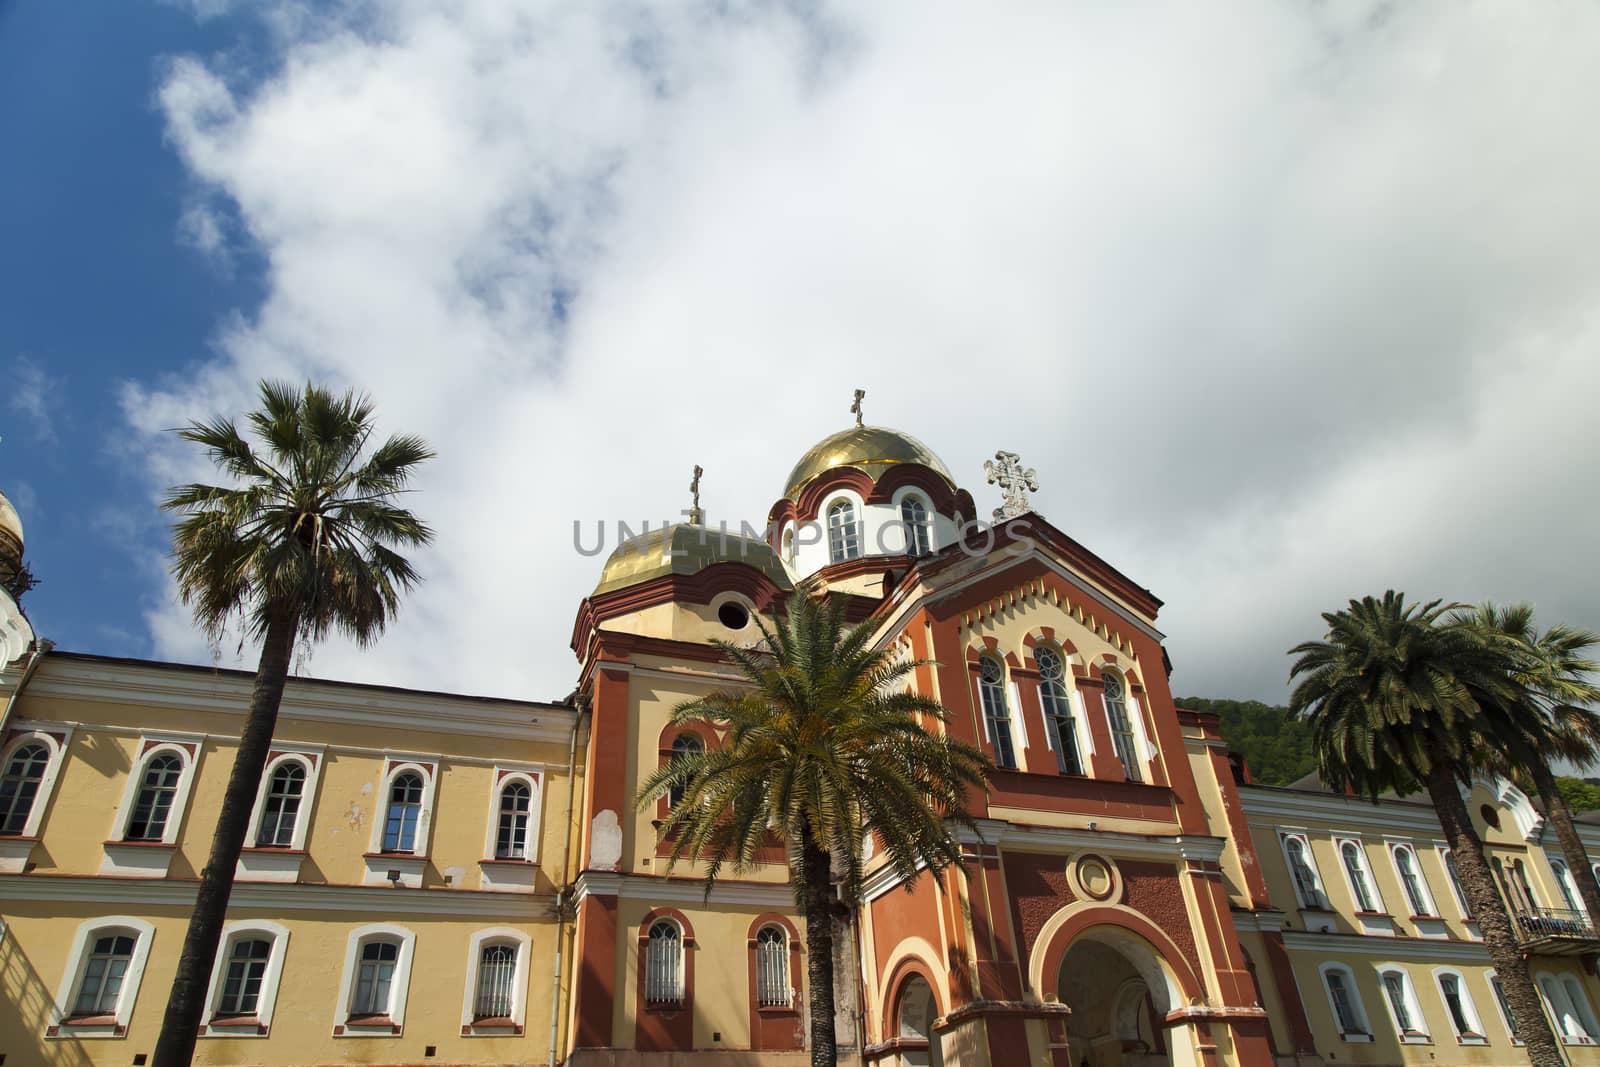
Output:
[
  {"xmin": 1034, "ymin": 647, "xmax": 1081, "ymax": 776},
  {"xmin": 1436, "ymin": 971, "xmax": 1483, "ymax": 1040},
  {"xmin": 977, "ymin": 658, "xmax": 1017, "ymax": 770},
  {"xmin": 782, "ymin": 527, "xmax": 796, "ymax": 562},
  {"xmin": 496, "ymin": 781, "xmax": 532, "ymax": 860},
  {"xmin": 1380, "ymin": 968, "xmax": 1426, "ymax": 1039},
  {"xmin": 1340, "ymin": 841, "xmax": 1377, "ymax": 912},
  {"xmin": 1443, "ymin": 848, "xmax": 1471, "ymax": 917},
  {"xmin": 1540, "ymin": 974, "xmax": 1600, "ymax": 1043},
  {"xmin": 474, "ymin": 943, "xmax": 518, "ymax": 1021},
  {"xmin": 755, "ymin": 926, "xmax": 790, "ymax": 1007},
  {"xmin": 126, "ymin": 753, "xmax": 184, "ymax": 841},
  {"xmin": 1101, "ymin": 671, "xmax": 1141, "ymax": 782},
  {"xmin": 0, "ymin": 742, "xmax": 49, "ymax": 834},
  {"xmin": 1321, "ymin": 964, "xmax": 1369, "ymax": 1038},
  {"xmin": 646, "ymin": 921, "xmax": 684, "ymax": 1004},
  {"xmin": 72, "ymin": 933, "xmax": 136, "ymax": 1018},
  {"xmin": 1489, "ymin": 973, "xmax": 1518, "ymax": 1041},
  {"xmin": 899, "ymin": 497, "xmax": 931, "ymax": 556},
  {"xmin": 351, "ymin": 940, "xmax": 401, "ymax": 1018},
  {"xmin": 382, "ymin": 773, "xmax": 424, "ymax": 853},
  {"xmin": 668, "ymin": 735, "xmax": 703, "ymax": 808},
  {"xmin": 255, "ymin": 761, "xmax": 305, "ymax": 848},
  {"xmin": 1393, "ymin": 845, "xmax": 1434, "ymax": 916},
  {"xmin": 215, "ymin": 938, "xmax": 271, "ymax": 1017},
  {"xmin": 1551, "ymin": 859, "xmax": 1582, "ymax": 912},
  {"xmin": 1284, "ymin": 835, "xmax": 1325, "ymax": 910},
  {"xmin": 826, "ymin": 500, "xmax": 860, "ymax": 563}
]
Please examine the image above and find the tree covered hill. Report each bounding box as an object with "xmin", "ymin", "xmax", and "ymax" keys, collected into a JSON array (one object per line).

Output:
[{"xmin": 1183, "ymin": 694, "xmax": 1600, "ymax": 809}]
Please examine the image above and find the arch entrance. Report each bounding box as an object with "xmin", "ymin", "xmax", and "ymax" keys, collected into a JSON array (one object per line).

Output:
[
  {"xmin": 894, "ymin": 973, "xmax": 942, "ymax": 1067},
  {"xmin": 1058, "ymin": 928, "xmax": 1195, "ymax": 1067}
]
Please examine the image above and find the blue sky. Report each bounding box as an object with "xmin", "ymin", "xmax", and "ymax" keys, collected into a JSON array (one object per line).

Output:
[
  {"xmin": 0, "ymin": 1, "xmax": 265, "ymax": 656},
  {"xmin": 5, "ymin": 2, "xmax": 1600, "ymax": 704}
]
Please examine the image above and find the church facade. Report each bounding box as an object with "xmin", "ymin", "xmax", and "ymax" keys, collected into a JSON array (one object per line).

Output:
[{"xmin": 2, "ymin": 417, "xmax": 1600, "ymax": 1067}]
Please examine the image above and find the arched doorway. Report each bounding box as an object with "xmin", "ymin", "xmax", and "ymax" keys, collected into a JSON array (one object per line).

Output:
[
  {"xmin": 1058, "ymin": 929, "xmax": 1193, "ymax": 1067},
  {"xmin": 894, "ymin": 973, "xmax": 942, "ymax": 1067}
]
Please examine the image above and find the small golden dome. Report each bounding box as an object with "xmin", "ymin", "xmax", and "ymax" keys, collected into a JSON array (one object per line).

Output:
[
  {"xmin": 592, "ymin": 524, "xmax": 794, "ymax": 596},
  {"xmin": 782, "ymin": 425, "xmax": 954, "ymax": 500}
]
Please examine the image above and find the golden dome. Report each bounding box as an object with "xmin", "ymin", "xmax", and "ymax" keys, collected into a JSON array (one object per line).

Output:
[
  {"xmin": 782, "ymin": 425, "xmax": 954, "ymax": 499},
  {"xmin": 592, "ymin": 524, "xmax": 794, "ymax": 596}
]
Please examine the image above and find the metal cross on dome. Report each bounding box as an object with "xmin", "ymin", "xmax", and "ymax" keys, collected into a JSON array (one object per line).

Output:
[
  {"xmin": 688, "ymin": 464, "xmax": 704, "ymax": 525},
  {"xmin": 850, "ymin": 388, "xmax": 865, "ymax": 427},
  {"xmin": 984, "ymin": 450, "xmax": 1038, "ymax": 523}
]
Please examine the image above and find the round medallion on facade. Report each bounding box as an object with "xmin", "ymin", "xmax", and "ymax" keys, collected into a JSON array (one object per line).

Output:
[{"xmin": 1068, "ymin": 854, "xmax": 1122, "ymax": 903}]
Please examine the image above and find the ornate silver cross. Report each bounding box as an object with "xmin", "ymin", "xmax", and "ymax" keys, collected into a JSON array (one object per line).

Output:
[
  {"xmin": 850, "ymin": 388, "xmax": 865, "ymax": 427},
  {"xmin": 984, "ymin": 450, "xmax": 1038, "ymax": 522}
]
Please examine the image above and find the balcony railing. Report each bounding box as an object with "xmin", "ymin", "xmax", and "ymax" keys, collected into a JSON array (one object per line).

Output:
[{"xmin": 1513, "ymin": 907, "xmax": 1600, "ymax": 954}]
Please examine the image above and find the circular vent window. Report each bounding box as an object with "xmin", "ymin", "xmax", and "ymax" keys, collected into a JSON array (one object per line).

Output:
[
  {"xmin": 1480, "ymin": 803, "xmax": 1501, "ymax": 830},
  {"xmin": 718, "ymin": 602, "xmax": 750, "ymax": 630}
]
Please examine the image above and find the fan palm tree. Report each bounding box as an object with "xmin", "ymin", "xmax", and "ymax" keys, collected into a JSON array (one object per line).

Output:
[
  {"xmin": 152, "ymin": 381, "xmax": 433, "ymax": 1067},
  {"xmin": 1458, "ymin": 602, "xmax": 1600, "ymax": 930},
  {"xmin": 1289, "ymin": 591, "xmax": 1564, "ymax": 1067},
  {"xmin": 635, "ymin": 593, "xmax": 990, "ymax": 1067}
]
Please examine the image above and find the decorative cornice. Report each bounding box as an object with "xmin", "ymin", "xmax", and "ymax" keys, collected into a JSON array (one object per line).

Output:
[
  {"xmin": 573, "ymin": 871, "xmax": 796, "ymax": 909},
  {"xmin": 1280, "ymin": 928, "xmax": 1491, "ymax": 963},
  {"xmin": 1238, "ymin": 786, "xmax": 1446, "ymax": 836},
  {"xmin": 0, "ymin": 874, "xmax": 552, "ymax": 917},
  {"xmin": 17, "ymin": 654, "xmax": 576, "ymax": 744},
  {"xmin": 954, "ymin": 819, "xmax": 1227, "ymax": 864}
]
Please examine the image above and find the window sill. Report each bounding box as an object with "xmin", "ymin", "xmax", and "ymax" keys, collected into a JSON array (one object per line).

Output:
[
  {"xmin": 0, "ymin": 834, "xmax": 38, "ymax": 873},
  {"xmin": 48, "ymin": 1015, "xmax": 127, "ymax": 1038},
  {"xmin": 200, "ymin": 1015, "xmax": 267, "ymax": 1037},
  {"xmin": 335, "ymin": 1014, "xmax": 401, "ymax": 1036},
  {"xmin": 361, "ymin": 852, "xmax": 426, "ymax": 888},
  {"xmin": 1398, "ymin": 1033, "xmax": 1432, "ymax": 1045},
  {"xmin": 479, "ymin": 857, "xmax": 538, "ymax": 892},
  {"xmin": 100, "ymin": 840, "xmax": 178, "ymax": 878},
  {"xmin": 757, "ymin": 1003, "xmax": 799, "ymax": 1015},
  {"xmin": 462, "ymin": 1017, "xmax": 523, "ymax": 1035},
  {"xmin": 644, "ymin": 1000, "xmax": 688, "ymax": 1014},
  {"xmin": 1338, "ymin": 1032, "xmax": 1373, "ymax": 1043},
  {"xmin": 236, "ymin": 847, "xmax": 306, "ymax": 883},
  {"xmin": 1561, "ymin": 1037, "xmax": 1597, "ymax": 1047},
  {"xmin": 479, "ymin": 857, "xmax": 537, "ymax": 865},
  {"xmin": 1456, "ymin": 1034, "xmax": 1487, "ymax": 1046}
]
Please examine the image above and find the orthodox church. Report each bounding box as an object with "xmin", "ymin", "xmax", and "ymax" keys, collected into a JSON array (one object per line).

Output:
[{"xmin": 1, "ymin": 404, "xmax": 1598, "ymax": 1067}]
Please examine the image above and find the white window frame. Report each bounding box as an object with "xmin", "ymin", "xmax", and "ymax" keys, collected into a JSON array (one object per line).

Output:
[
  {"xmin": 1100, "ymin": 667, "xmax": 1150, "ymax": 782},
  {"xmin": 459, "ymin": 926, "xmax": 532, "ymax": 1033},
  {"xmin": 1432, "ymin": 967, "xmax": 1486, "ymax": 1044},
  {"xmin": 1280, "ymin": 831, "xmax": 1328, "ymax": 910},
  {"xmin": 368, "ymin": 759, "xmax": 439, "ymax": 857},
  {"xmin": 1318, "ymin": 962, "xmax": 1372, "ymax": 1041},
  {"xmin": 482, "ymin": 769, "xmax": 543, "ymax": 863},
  {"xmin": 755, "ymin": 924, "xmax": 793, "ymax": 1008},
  {"xmin": 109, "ymin": 735, "xmax": 203, "ymax": 845},
  {"xmin": 333, "ymin": 924, "xmax": 417, "ymax": 1036},
  {"xmin": 1549, "ymin": 858, "xmax": 1583, "ymax": 913},
  {"xmin": 976, "ymin": 656, "xmax": 1020, "ymax": 770},
  {"xmin": 1486, "ymin": 971, "xmax": 1522, "ymax": 1044},
  {"xmin": 1378, "ymin": 966, "xmax": 1430, "ymax": 1043},
  {"xmin": 1438, "ymin": 846, "xmax": 1472, "ymax": 919},
  {"xmin": 1390, "ymin": 843, "xmax": 1437, "ymax": 917},
  {"xmin": 0, "ymin": 725, "xmax": 72, "ymax": 839},
  {"xmin": 645, "ymin": 919, "xmax": 686, "ymax": 1005},
  {"xmin": 48, "ymin": 916, "xmax": 156, "ymax": 1038},
  {"xmin": 1034, "ymin": 646, "xmax": 1087, "ymax": 776},
  {"xmin": 1336, "ymin": 837, "xmax": 1383, "ymax": 914},
  {"xmin": 200, "ymin": 920, "xmax": 290, "ymax": 1037},
  {"xmin": 246, "ymin": 749, "xmax": 323, "ymax": 852},
  {"xmin": 824, "ymin": 495, "xmax": 862, "ymax": 564},
  {"xmin": 894, "ymin": 491, "xmax": 934, "ymax": 556}
]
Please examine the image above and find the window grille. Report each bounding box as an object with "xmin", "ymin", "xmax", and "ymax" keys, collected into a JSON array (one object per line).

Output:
[
  {"xmin": 218, "ymin": 939, "xmax": 270, "ymax": 1016},
  {"xmin": 256, "ymin": 762, "xmax": 305, "ymax": 847},
  {"xmin": 645, "ymin": 922, "xmax": 683, "ymax": 1004},
  {"xmin": 668, "ymin": 736, "xmax": 703, "ymax": 808},
  {"xmin": 72, "ymin": 934, "xmax": 135, "ymax": 1016},
  {"xmin": 978, "ymin": 658, "xmax": 1016, "ymax": 770},
  {"xmin": 496, "ymin": 781, "xmax": 531, "ymax": 859},
  {"xmin": 382, "ymin": 773, "xmax": 423, "ymax": 852},
  {"xmin": 474, "ymin": 944, "xmax": 517, "ymax": 1020},
  {"xmin": 0, "ymin": 742, "xmax": 48, "ymax": 834},
  {"xmin": 756, "ymin": 927, "xmax": 790, "ymax": 1007},
  {"xmin": 1035, "ymin": 648, "xmax": 1081, "ymax": 776},
  {"xmin": 127, "ymin": 753, "xmax": 183, "ymax": 840}
]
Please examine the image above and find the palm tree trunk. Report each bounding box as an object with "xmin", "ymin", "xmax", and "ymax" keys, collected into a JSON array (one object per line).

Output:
[
  {"xmin": 152, "ymin": 612, "xmax": 297, "ymax": 1067},
  {"xmin": 1426, "ymin": 764, "xmax": 1565, "ymax": 1067},
  {"xmin": 1531, "ymin": 761, "xmax": 1600, "ymax": 932},
  {"xmin": 800, "ymin": 835, "xmax": 838, "ymax": 1067}
]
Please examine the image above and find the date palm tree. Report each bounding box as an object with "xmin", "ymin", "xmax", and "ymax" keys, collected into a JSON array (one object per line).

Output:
[
  {"xmin": 1289, "ymin": 592, "xmax": 1565, "ymax": 1067},
  {"xmin": 1459, "ymin": 602, "xmax": 1600, "ymax": 929},
  {"xmin": 636, "ymin": 593, "xmax": 990, "ymax": 1067},
  {"xmin": 152, "ymin": 381, "xmax": 433, "ymax": 1067}
]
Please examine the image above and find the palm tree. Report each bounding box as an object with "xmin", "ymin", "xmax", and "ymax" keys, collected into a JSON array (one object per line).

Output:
[
  {"xmin": 1459, "ymin": 602, "xmax": 1600, "ymax": 930},
  {"xmin": 152, "ymin": 381, "xmax": 433, "ymax": 1067},
  {"xmin": 1289, "ymin": 591, "xmax": 1565, "ymax": 1067},
  {"xmin": 635, "ymin": 594, "xmax": 990, "ymax": 1067}
]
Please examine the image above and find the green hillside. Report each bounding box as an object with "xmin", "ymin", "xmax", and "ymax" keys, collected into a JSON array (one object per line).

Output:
[{"xmin": 1177, "ymin": 696, "xmax": 1315, "ymax": 787}]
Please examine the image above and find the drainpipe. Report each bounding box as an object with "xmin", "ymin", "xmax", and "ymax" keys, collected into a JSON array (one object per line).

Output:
[
  {"xmin": 0, "ymin": 638, "xmax": 53, "ymax": 739},
  {"xmin": 548, "ymin": 694, "xmax": 589, "ymax": 1067}
]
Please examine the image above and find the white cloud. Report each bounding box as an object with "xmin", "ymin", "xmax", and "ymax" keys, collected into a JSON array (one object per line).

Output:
[
  {"xmin": 126, "ymin": 0, "xmax": 1600, "ymax": 703},
  {"xmin": 9, "ymin": 356, "xmax": 59, "ymax": 445}
]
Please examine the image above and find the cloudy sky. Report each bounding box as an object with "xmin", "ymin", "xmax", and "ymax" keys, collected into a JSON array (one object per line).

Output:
[{"xmin": 4, "ymin": 1, "xmax": 1599, "ymax": 705}]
